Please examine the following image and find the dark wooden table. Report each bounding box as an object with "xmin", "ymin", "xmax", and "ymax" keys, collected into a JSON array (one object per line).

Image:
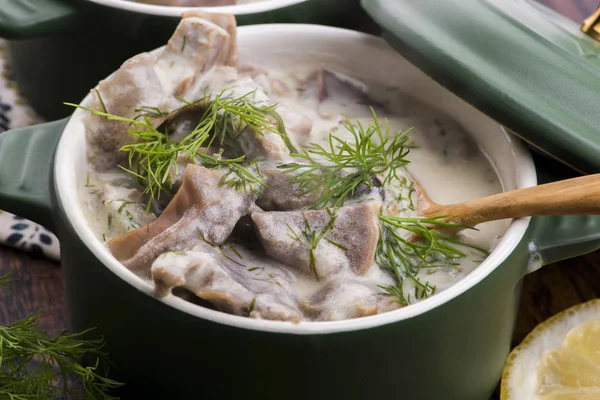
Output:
[{"xmin": 1, "ymin": 0, "xmax": 600, "ymax": 398}]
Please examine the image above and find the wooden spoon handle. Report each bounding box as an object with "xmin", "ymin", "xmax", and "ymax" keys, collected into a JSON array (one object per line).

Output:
[{"xmin": 422, "ymin": 174, "xmax": 600, "ymax": 227}]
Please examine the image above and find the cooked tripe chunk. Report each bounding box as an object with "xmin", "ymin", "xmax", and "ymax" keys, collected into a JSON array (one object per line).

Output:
[
  {"xmin": 84, "ymin": 11, "xmax": 237, "ymax": 170},
  {"xmin": 84, "ymin": 53, "xmax": 170, "ymax": 169},
  {"xmin": 255, "ymin": 166, "xmax": 322, "ymax": 211},
  {"xmin": 300, "ymin": 69, "xmax": 386, "ymax": 118},
  {"xmin": 301, "ymin": 279, "xmax": 401, "ymax": 321},
  {"xmin": 109, "ymin": 164, "xmax": 258, "ymax": 278},
  {"xmin": 252, "ymin": 201, "xmax": 382, "ymax": 280},
  {"xmin": 152, "ymin": 248, "xmax": 304, "ymax": 322},
  {"xmin": 155, "ymin": 10, "xmax": 238, "ymax": 96}
]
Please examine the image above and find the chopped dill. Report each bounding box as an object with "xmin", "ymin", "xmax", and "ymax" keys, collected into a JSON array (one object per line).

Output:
[
  {"xmin": 279, "ymin": 108, "xmax": 411, "ymax": 208},
  {"xmin": 201, "ymin": 233, "xmax": 217, "ymax": 247},
  {"xmin": 249, "ymin": 297, "xmax": 256, "ymax": 313},
  {"xmin": 94, "ymin": 89, "xmax": 108, "ymax": 113},
  {"xmin": 85, "ymin": 174, "xmax": 94, "ymax": 188},
  {"xmin": 181, "ymin": 35, "xmax": 187, "ymax": 52},
  {"xmin": 293, "ymin": 209, "xmax": 340, "ymax": 281},
  {"xmin": 218, "ymin": 246, "xmax": 246, "ymax": 268},
  {"xmin": 286, "ymin": 223, "xmax": 302, "ymax": 242},
  {"xmin": 228, "ymin": 245, "xmax": 243, "ymax": 259},
  {"xmin": 324, "ymin": 238, "xmax": 348, "ymax": 251},
  {"xmin": 204, "ymin": 155, "xmax": 265, "ymax": 194},
  {"xmin": 116, "ymin": 200, "xmax": 135, "ymax": 215},
  {"xmin": 124, "ymin": 209, "xmax": 141, "ymax": 230},
  {"xmin": 247, "ymin": 267, "xmax": 260, "ymax": 272}
]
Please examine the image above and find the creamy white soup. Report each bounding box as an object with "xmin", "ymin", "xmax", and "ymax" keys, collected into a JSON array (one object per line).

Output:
[{"xmin": 76, "ymin": 11, "xmax": 506, "ymax": 322}]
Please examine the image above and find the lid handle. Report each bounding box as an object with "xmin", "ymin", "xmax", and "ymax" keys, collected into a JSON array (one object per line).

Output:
[{"xmin": 581, "ymin": 3, "xmax": 600, "ymax": 41}]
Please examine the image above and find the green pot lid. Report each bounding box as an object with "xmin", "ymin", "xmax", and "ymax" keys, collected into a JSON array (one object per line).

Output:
[{"xmin": 362, "ymin": 0, "xmax": 600, "ymax": 174}]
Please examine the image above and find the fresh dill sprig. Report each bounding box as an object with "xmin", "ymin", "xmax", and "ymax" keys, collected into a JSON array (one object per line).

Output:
[
  {"xmin": 0, "ymin": 313, "xmax": 122, "ymax": 399},
  {"xmin": 186, "ymin": 90, "xmax": 295, "ymax": 153},
  {"xmin": 199, "ymin": 153, "xmax": 265, "ymax": 194},
  {"xmin": 66, "ymin": 90, "xmax": 290, "ymax": 211},
  {"xmin": 377, "ymin": 214, "xmax": 486, "ymax": 305},
  {"xmin": 0, "ymin": 277, "xmax": 122, "ymax": 398},
  {"xmin": 279, "ymin": 108, "xmax": 410, "ymax": 208}
]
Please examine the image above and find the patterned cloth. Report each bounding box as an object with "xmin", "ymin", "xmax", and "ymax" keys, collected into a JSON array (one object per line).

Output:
[{"xmin": 0, "ymin": 39, "xmax": 61, "ymax": 261}]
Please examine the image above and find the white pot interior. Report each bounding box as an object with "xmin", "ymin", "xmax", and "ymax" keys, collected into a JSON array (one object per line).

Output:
[
  {"xmin": 55, "ymin": 24, "xmax": 536, "ymax": 334},
  {"xmin": 85, "ymin": 0, "xmax": 308, "ymax": 17}
]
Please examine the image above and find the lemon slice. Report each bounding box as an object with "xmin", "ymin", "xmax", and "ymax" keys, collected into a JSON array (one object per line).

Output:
[{"xmin": 501, "ymin": 299, "xmax": 600, "ymax": 400}]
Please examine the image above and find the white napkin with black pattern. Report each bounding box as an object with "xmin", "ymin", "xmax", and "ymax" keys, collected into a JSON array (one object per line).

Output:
[{"xmin": 0, "ymin": 39, "xmax": 60, "ymax": 261}]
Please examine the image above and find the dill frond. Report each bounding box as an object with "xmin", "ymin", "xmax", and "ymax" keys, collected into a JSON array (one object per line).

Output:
[
  {"xmin": 279, "ymin": 108, "xmax": 411, "ymax": 208},
  {"xmin": 0, "ymin": 313, "xmax": 122, "ymax": 399},
  {"xmin": 377, "ymin": 215, "xmax": 486, "ymax": 305},
  {"xmin": 66, "ymin": 90, "xmax": 293, "ymax": 212},
  {"xmin": 200, "ymin": 154, "xmax": 265, "ymax": 194}
]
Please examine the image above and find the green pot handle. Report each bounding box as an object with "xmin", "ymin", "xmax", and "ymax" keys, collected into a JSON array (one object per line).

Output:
[
  {"xmin": 0, "ymin": 0, "xmax": 80, "ymax": 39},
  {"xmin": 0, "ymin": 119, "xmax": 67, "ymax": 232},
  {"xmin": 526, "ymin": 167, "xmax": 600, "ymax": 270}
]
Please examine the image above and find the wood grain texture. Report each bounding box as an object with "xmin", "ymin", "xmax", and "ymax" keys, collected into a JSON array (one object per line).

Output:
[
  {"xmin": 0, "ymin": 1, "xmax": 598, "ymax": 399},
  {"xmin": 0, "ymin": 246, "xmax": 65, "ymax": 335},
  {"xmin": 422, "ymin": 173, "xmax": 600, "ymax": 227}
]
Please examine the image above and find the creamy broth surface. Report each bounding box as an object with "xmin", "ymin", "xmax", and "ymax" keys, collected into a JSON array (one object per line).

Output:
[
  {"xmin": 78, "ymin": 12, "xmax": 507, "ymax": 321},
  {"xmin": 237, "ymin": 66, "xmax": 507, "ymax": 296}
]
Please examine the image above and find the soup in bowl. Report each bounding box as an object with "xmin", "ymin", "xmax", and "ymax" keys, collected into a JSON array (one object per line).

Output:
[
  {"xmin": 73, "ymin": 11, "xmax": 510, "ymax": 323},
  {"xmin": 1, "ymin": 12, "xmax": 599, "ymax": 400}
]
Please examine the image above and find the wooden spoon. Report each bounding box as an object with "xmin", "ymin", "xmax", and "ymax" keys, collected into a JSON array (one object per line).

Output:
[{"xmin": 415, "ymin": 174, "xmax": 600, "ymax": 229}]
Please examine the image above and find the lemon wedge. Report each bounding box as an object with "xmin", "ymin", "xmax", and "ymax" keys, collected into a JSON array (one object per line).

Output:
[{"xmin": 501, "ymin": 299, "xmax": 600, "ymax": 400}]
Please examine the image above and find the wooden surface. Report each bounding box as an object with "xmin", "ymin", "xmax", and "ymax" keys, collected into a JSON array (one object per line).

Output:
[
  {"xmin": 1, "ymin": 0, "xmax": 600, "ymax": 398},
  {"xmin": 422, "ymin": 173, "xmax": 600, "ymax": 227}
]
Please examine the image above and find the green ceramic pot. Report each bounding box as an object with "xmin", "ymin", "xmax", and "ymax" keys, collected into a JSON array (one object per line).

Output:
[
  {"xmin": 0, "ymin": 0, "xmax": 366, "ymax": 121},
  {"xmin": 361, "ymin": 0, "xmax": 600, "ymax": 175},
  {"xmin": 1, "ymin": 25, "xmax": 600, "ymax": 400}
]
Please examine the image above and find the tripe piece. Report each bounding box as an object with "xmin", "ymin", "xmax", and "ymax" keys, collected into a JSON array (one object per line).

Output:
[
  {"xmin": 152, "ymin": 247, "xmax": 304, "ymax": 322},
  {"xmin": 255, "ymin": 165, "xmax": 322, "ymax": 211},
  {"xmin": 109, "ymin": 164, "xmax": 257, "ymax": 278},
  {"xmin": 84, "ymin": 11, "xmax": 237, "ymax": 170},
  {"xmin": 251, "ymin": 201, "xmax": 382, "ymax": 280},
  {"xmin": 301, "ymin": 279, "xmax": 401, "ymax": 321}
]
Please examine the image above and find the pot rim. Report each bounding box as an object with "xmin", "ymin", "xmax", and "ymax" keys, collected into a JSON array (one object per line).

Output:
[
  {"xmin": 55, "ymin": 24, "xmax": 536, "ymax": 335},
  {"xmin": 85, "ymin": 0, "xmax": 308, "ymax": 17}
]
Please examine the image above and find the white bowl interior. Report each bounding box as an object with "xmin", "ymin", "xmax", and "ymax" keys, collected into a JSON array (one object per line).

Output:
[
  {"xmin": 86, "ymin": 0, "xmax": 308, "ymax": 17},
  {"xmin": 55, "ymin": 24, "xmax": 536, "ymax": 334}
]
